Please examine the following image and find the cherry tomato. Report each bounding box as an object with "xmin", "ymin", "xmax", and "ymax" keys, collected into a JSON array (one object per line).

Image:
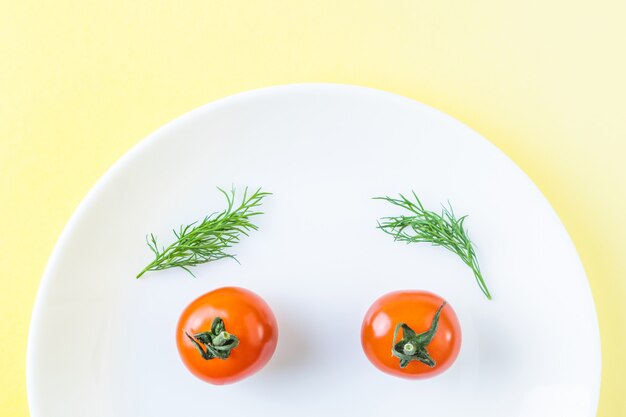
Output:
[
  {"xmin": 176, "ymin": 287, "xmax": 278, "ymax": 385},
  {"xmin": 361, "ymin": 290, "xmax": 461, "ymax": 379}
]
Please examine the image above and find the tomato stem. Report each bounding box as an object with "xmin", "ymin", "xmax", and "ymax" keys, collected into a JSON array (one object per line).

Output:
[
  {"xmin": 185, "ymin": 317, "xmax": 240, "ymax": 360},
  {"xmin": 391, "ymin": 302, "xmax": 446, "ymax": 368}
]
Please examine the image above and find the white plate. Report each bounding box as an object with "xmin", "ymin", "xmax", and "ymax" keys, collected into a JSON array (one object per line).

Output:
[{"xmin": 27, "ymin": 84, "xmax": 601, "ymax": 417}]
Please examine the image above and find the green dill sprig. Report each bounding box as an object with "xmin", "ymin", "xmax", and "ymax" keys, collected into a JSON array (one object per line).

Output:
[
  {"xmin": 136, "ymin": 187, "xmax": 270, "ymax": 278},
  {"xmin": 375, "ymin": 192, "xmax": 491, "ymax": 299}
]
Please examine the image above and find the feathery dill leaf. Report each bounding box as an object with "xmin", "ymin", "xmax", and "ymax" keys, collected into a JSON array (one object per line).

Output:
[
  {"xmin": 375, "ymin": 192, "xmax": 491, "ymax": 299},
  {"xmin": 136, "ymin": 187, "xmax": 270, "ymax": 278}
]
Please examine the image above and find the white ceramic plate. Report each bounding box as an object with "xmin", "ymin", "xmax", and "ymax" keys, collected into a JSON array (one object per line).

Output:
[{"xmin": 27, "ymin": 84, "xmax": 601, "ymax": 417}]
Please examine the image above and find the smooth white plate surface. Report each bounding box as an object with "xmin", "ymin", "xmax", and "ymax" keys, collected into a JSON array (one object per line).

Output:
[{"xmin": 27, "ymin": 84, "xmax": 600, "ymax": 417}]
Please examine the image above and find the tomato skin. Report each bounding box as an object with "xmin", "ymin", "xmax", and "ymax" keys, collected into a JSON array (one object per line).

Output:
[
  {"xmin": 176, "ymin": 287, "xmax": 278, "ymax": 385},
  {"xmin": 361, "ymin": 290, "xmax": 461, "ymax": 379}
]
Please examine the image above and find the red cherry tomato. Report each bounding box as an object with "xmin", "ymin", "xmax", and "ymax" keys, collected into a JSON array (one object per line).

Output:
[
  {"xmin": 176, "ymin": 287, "xmax": 278, "ymax": 384},
  {"xmin": 361, "ymin": 290, "xmax": 461, "ymax": 379}
]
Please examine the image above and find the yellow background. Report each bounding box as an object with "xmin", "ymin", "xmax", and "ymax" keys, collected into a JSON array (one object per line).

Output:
[{"xmin": 1, "ymin": 1, "xmax": 625, "ymax": 415}]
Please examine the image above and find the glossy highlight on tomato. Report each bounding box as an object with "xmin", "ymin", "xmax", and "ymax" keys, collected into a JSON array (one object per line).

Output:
[
  {"xmin": 176, "ymin": 287, "xmax": 278, "ymax": 385},
  {"xmin": 361, "ymin": 290, "xmax": 461, "ymax": 379}
]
